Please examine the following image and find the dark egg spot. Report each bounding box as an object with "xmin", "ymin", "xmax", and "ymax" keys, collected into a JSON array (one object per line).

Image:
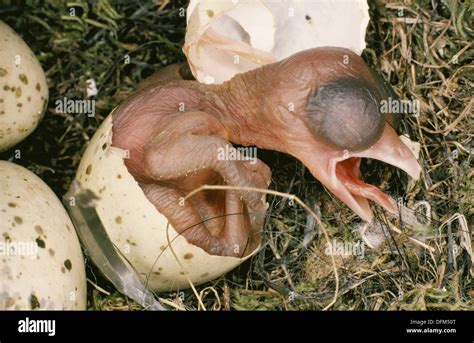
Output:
[
  {"xmin": 35, "ymin": 82, "xmax": 41, "ymax": 91},
  {"xmin": 34, "ymin": 225, "xmax": 43, "ymax": 235},
  {"xmin": 61, "ymin": 267, "xmax": 65, "ymax": 273},
  {"xmin": 115, "ymin": 216, "xmax": 122, "ymax": 224},
  {"xmin": 35, "ymin": 237, "xmax": 45, "ymax": 249},
  {"xmin": 85, "ymin": 164, "xmax": 92, "ymax": 175},
  {"xmin": 207, "ymin": 9, "xmax": 214, "ymax": 17},
  {"xmin": 13, "ymin": 216, "xmax": 23, "ymax": 224},
  {"xmin": 7, "ymin": 202, "xmax": 16, "ymax": 208},
  {"xmin": 183, "ymin": 253, "xmax": 193, "ymax": 260},
  {"xmin": 0, "ymin": 68, "xmax": 7, "ymax": 77},
  {"xmin": 19, "ymin": 74, "xmax": 28, "ymax": 85},
  {"xmin": 102, "ymin": 143, "xmax": 107, "ymax": 150},
  {"xmin": 48, "ymin": 248, "xmax": 55, "ymax": 257},
  {"xmin": 30, "ymin": 293, "xmax": 40, "ymax": 309},
  {"xmin": 117, "ymin": 174, "xmax": 122, "ymax": 179},
  {"xmin": 6, "ymin": 297, "xmax": 15, "ymax": 307},
  {"xmin": 126, "ymin": 239, "xmax": 136, "ymax": 246},
  {"xmin": 3, "ymin": 233, "xmax": 11, "ymax": 242},
  {"xmin": 64, "ymin": 259, "xmax": 72, "ymax": 271}
]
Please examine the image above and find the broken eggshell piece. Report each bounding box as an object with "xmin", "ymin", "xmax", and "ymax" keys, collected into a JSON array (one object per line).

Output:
[
  {"xmin": 0, "ymin": 161, "xmax": 86, "ymax": 310},
  {"xmin": 75, "ymin": 114, "xmax": 258, "ymax": 292},
  {"xmin": 184, "ymin": 0, "xmax": 370, "ymax": 83}
]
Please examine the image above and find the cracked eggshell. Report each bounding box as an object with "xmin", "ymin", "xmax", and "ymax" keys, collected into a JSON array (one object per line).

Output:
[
  {"xmin": 0, "ymin": 161, "xmax": 86, "ymax": 310},
  {"xmin": 184, "ymin": 0, "xmax": 370, "ymax": 84},
  {"xmin": 0, "ymin": 21, "xmax": 49, "ymax": 152},
  {"xmin": 75, "ymin": 114, "xmax": 257, "ymax": 292}
]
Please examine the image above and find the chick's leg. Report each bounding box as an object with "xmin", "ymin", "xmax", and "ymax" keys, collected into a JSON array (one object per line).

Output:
[{"xmin": 142, "ymin": 111, "xmax": 271, "ymax": 256}]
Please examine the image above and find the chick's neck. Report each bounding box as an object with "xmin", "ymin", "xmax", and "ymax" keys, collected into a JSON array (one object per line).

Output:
[{"xmin": 200, "ymin": 68, "xmax": 288, "ymax": 152}]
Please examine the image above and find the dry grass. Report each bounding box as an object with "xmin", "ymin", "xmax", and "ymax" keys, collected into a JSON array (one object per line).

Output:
[{"xmin": 0, "ymin": 0, "xmax": 472, "ymax": 310}]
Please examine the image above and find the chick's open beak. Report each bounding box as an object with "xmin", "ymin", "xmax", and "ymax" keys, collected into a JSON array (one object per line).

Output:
[{"xmin": 303, "ymin": 123, "xmax": 421, "ymax": 222}]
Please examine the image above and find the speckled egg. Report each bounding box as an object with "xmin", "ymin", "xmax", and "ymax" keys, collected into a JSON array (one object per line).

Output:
[
  {"xmin": 0, "ymin": 21, "xmax": 49, "ymax": 152},
  {"xmin": 0, "ymin": 161, "xmax": 86, "ymax": 310},
  {"xmin": 75, "ymin": 114, "xmax": 259, "ymax": 292}
]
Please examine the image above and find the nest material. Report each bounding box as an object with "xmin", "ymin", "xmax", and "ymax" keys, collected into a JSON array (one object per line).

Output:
[{"xmin": 0, "ymin": 0, "xmax": 472, "ymax": 310}]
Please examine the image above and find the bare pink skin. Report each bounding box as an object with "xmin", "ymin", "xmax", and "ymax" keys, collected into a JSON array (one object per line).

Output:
[{"xmin": 111, "ymin": 47, "xmax": 421, "ymax": 257}]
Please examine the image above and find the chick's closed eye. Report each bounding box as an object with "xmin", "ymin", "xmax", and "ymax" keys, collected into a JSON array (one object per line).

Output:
[{"xmin": 305, "ymin": 77, "xmax": 385, "ymax": 151}]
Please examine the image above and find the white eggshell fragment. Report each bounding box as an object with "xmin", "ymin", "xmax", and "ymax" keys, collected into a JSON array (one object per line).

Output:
[
  {"xmin": 0, "ymin": 161, "xmax": 86, "ymax": 310},
  {"xmin": 75, "ymin": 115, "xmax": 258, "ymax": 292},
  {"xmin": 185, "ymin": 0, "xmax": 276, "ymax": 84},
  {"xmin": 184, "ymin": 0, "xmax": 370, "ymax": 84},
  {"xmin": 0, "ymin": 21, "xmax": 49, "ymax": 152}
]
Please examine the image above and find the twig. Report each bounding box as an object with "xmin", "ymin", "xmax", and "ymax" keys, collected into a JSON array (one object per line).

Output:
[{"xmin": 165, "ymin": 222, "xmax": 207, "ymax": 311}]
